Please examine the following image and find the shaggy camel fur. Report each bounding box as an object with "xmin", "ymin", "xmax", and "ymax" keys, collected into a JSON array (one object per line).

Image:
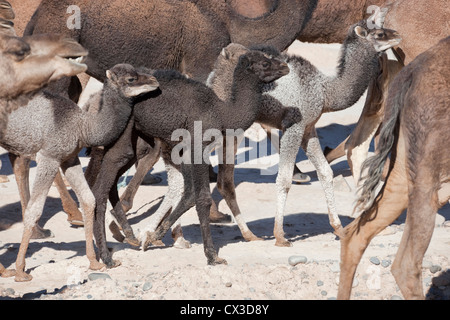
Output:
[
  {"xmin": 0, "ymin": 33, "xmax": 88, "ymax": 279},
  {"xmin": 338, "ymin": 36, "xmax": 450, "ymax": 300},
  {"xmin": 104, "ymin": 44, "xmax": 302, "ymax": 247},
  {"xmin": 87, "ymin": 49, "xmax": 289, "ymax": 267},
  {"xmin": 272, "ymin": 20, "xmax": 401, "ymax": 246},
  {"xmin": 0, "ymin": 64, "xmax": 159, "ymax": 281}
]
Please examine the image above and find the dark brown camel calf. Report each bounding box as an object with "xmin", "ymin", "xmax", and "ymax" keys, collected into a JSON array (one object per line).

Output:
[{"xmin": 338, "ymin": 36, "xmax": 450, "ymax": 300}]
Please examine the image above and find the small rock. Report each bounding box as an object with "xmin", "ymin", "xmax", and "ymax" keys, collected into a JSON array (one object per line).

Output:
[
  {"xmin": 4, "ymin": 288, "xmax": 15, "ymax": 296},
  {"xmin": 143, "ymin": 282, "xmax": 153, "ymax": 291},
  {"xmin": 288, "ymin": 255, "xmax": 307, "ymax": 266},
  {"xmin": 225, "ymin": 282, "xmax": 232, "ymax": 288},
  {"xmin": 381, "ymin": 259, "xmax": 391, "ymax": 268},
  {"xmin": 88, "ymin": 273, "xmax": 112, "ymax": 281},
  {"xmin": 369, "ymin": 257, "xmax": 380, "ymax": 265},
  {"xmin": 317, "ymin": 280, "xmax": 324, "ymax": 287},
  {"xmin": 320, "ymin": 290, "xmax": 327, "ymax": 296},
  {"xmin": 430, "ymin": 265, "xmax": 442, "ymax": 274},
  {"xmin": 391, "ymin": 295, "xmax": 403, "ymax": 300}
]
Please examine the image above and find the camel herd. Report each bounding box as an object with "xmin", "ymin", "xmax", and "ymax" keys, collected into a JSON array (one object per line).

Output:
[{"xmin": 0, "ymin": 0, "xmax": 448, "ymax": 300}]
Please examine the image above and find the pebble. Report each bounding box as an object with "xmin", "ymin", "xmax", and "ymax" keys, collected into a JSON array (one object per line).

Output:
[
  {"xmin": 317, "ymin": 280, "xmax": 324, "ymax": 287},
  {"xmin": 430, "ymin": 265, "xmax": 442, "ymax": 274},
  {"xmin": 381, "ymin": 259, "xmax": 391, "ymax": 268},
  {"xmin": 288, "ymin": 255, "xmax": 308, "ymax": 266},
  {"xmin": 391, "ymin": 295, "xmax": 403, "ymax": 300},
  {"xmin": 225, "ymin": 282, "xmax": 232, "ymax": 288},
  {"xmin": 143, "ymin": 282, "xmax": 153, "ymax": 291},
  {"xmin": 88, "ymin": 273, "xmax": 112, "ymax": 281},
  {"xmin": 369, "ymin": 257, "xmax": 380, "ymax": 265}
]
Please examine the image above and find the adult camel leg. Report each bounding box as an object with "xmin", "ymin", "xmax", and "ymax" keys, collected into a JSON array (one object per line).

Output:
[
  {"xmin": 274, "ymin": 123, "xmax": 305, "ymax": 247},
  {"xmin": 391, "ymin": 167, "xmax": 440, "ymax": 299},
  {"xmin": 60, "ymin": 156, "xmax": 105, "ymax": 272},
  {"xmin": 302, "ymin": 127, "xmax": 343, "ymax": 235},
  {"xmin": 337, "ymin": 133, "xmax": 408, "ymax": 300},
  {"xmin": 14, "ymin": 154, "xmax": 60, "ymax": 282},
  {"xmin": 53, "ymin": 170, "xmax": 84, "ymax": 226},
  {"xmin": 217, "ymin": 136, "xmax": 261, "ymax": 241},
  {"xmin": 8, "ymin": 153, "xmax": 52, "ymax": 239}
]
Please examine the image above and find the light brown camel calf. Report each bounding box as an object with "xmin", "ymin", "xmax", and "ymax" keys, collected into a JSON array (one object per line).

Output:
[
  {"xmin": 0, "ymin": 32, "xmax": 90, "ymax": 278},
  {"xmin": 337, "ymin": 36, "xmax": 450, "ymax": 300}
]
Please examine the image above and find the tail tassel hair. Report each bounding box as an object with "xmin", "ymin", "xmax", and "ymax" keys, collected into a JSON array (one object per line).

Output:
[{"xmin": 354, "ymin": 75, "xmax": 412, "ymax": 215}]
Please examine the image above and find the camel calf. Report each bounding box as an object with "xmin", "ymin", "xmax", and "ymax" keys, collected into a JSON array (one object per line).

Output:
[{"xmin": 338, "ymin": 36, "xmax": 450, "ymax": 300}]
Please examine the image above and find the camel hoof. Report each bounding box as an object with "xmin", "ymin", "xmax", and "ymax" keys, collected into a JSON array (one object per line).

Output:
[
  {"xmin": 209, "ymin": 210, "xmax": 232, "ymax": 224},
  {"xmin": 292, "ymin": 172, "xmax": 311, "ymax": 184},
  {"xmin": 68, "ymin": 219, "xmax": 84, "ymax": 227},
  {"xmin": 104, "ymin": 259, "xmax": 121, "ymax": 269},
  {"xmin": 31, "ymin": 226, "xmax": 54, "ymax": 239},
  {"xmin": 208, "ymin": 257, "xmax": 227, "ymax": 266},
  {"xmin": 275, "ymin": 238, "xmax": 292, "ymax": 247},
  {"xmin": 125, "ymin": 237, "xmax": 141, "ymax": 247},
  {"xmin": 142, "ymin": 231, "xmax": 158, "ymax": 251},
  {"xmin": 14, "ymin": 271, "xmax": 32, "ymax": 282},
  {"xmin": 173, "ymin": 237, "xmax": 191, "ymax": 249},
  {"xmin": 243, "ymin": 232, "xmax": 263, "ymax": 242},
  {"xmin": 109, "ymin": 221, "xmax": 125, "ymax": 243},
  {"xmin": 0, "ymin": 269, "xmax": 16, "ymax": 278},
  {"xmin": 89, "ymin": 260, "xmax": 106, "ymax": 271}
]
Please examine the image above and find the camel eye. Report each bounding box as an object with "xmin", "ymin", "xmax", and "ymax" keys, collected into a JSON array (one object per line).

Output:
[
  {"xmin": 262, "ymin": 61, "xmax": 270, "ymax": 68},
  {"xmin": 127, "ymin": 77, "xmax": 136, "ymax": 83}
]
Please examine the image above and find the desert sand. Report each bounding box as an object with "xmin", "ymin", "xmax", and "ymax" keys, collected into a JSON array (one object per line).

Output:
[{"xmin": 0, "ymin": 41, "xmax": 449, "ymax": 303}]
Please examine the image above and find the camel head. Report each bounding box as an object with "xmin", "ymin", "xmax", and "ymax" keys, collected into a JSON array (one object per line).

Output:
[
  {"xmin": 0, "ymin": 33, "xmax": 88, "ymax": 99},
  {"xmin": 354, "ymin": 24, "xmax": 402, "ymax": 53},
  {"xmin": 353, "ymin": 6, "xmax": 402, "ymax": 53},
  {"xmin": 0, "ymin": 1, "xmax": 14, "ymax": 20},
  {"xmin": 236, "ymin": 45, "xmax": 290, "ymax": 83},
  {"xmin": 106, "ymin": 64, "xmax": 160, "ymax": 98}
]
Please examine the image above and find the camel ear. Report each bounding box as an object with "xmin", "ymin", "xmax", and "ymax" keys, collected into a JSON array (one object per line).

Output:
[
  {"xmin": 106, "ymin": 69, "xmax": 116, "ymax": 82},
  {"xmin": 221, "ymin": 47, "xmax": 231, "ymax": 60},
  {"xmin": 355, "ymin": 26, "xmax": 368, "ymax": 38}
]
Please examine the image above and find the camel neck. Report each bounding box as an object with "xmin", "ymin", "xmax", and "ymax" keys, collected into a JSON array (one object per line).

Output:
[
  {"xmin": 226, "ymin": 67, "xmax": 262, "ymax": 129},
  {"xmin": 324, "ymin": 39, "xmax": 380, "ymax": 113},
  {"xmin": 82, "ymin": 84, "xmax": 133, "ymax": 147}
]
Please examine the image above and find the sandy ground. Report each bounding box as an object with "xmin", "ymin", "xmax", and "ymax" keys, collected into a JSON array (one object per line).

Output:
[{"xmin": 0, "ymin": 42, "xmax": 449, "ymax": 303}]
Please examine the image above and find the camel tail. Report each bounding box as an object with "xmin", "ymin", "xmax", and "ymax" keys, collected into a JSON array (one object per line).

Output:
[{"xmin": 354, "ymin": 75, "xmax": 411, "ymax": 213}]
